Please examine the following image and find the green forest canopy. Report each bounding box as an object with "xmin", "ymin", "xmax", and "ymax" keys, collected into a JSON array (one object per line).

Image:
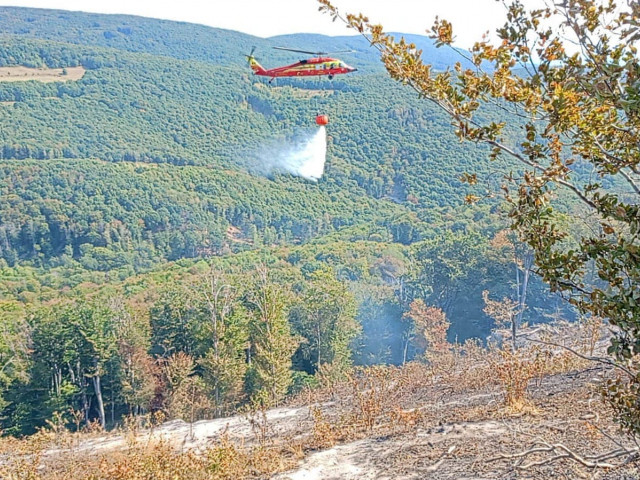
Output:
[{"xmin": 0, "ymin": 6, "xmax": 582, "ymax": 435}]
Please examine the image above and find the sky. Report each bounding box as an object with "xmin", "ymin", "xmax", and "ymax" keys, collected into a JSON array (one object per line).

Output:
[{"xmin": 0, "ymin": 0, "xmax": 510, "ymax": 48}]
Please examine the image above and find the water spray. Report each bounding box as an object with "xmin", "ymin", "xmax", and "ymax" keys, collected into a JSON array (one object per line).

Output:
[
  {"xmin": 295, "ymin": 125, "xmax": 326, "ymax": 180},
  {"xmin": 250, "ymin": 123, "xmax": 327, "ymax": 181}
]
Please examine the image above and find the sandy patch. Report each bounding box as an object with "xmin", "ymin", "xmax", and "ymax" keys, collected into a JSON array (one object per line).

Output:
[
  {"xmin": 45, "ymin": 404, "xmax": 311, "ymax": 457},
  {"xmin": 273, "ymin": 439, "xmax": 379, "ymax": 480}
]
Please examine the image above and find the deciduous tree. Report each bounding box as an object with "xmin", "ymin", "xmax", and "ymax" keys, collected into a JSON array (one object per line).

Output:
[
  {"xmin": 482, "ymin": 290, "xmax": 520, "ymax": 350},
  {"xmin": 0, "ymin": 301, "xmax": 29, "ymax": 414},
  {"xmin": 402, "ymin": 300, "xmax": 450, "ymax": 364},
  {"xmin": 197, "ymin": 269, "xmax": 249, "ymax": 416},
  {"xmin": 290, "ymin": 268, "xmax": 359, "ymax": 377}
]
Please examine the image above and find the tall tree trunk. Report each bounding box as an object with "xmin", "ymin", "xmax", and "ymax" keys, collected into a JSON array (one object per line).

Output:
[
  {"xmin": 515, "ymin": 260, "xmax": 521, "ymax": 305},
  {"xmin": 316, "ymin": 323, "xmax": 321, "ymax": 368},
  {"xmin": 93, "ymin": 374, "xmax": 106, "ymax": 429},
  {"xmin": 81, "ymin": 388, "xmax": 90, "ymax": 424},
  {"xmin": 110, "ymin": 373, "xmax": 115, "ymax": 426},
  {"xmin": 77, "ymin": 362, "xmax": 90, "ymax": 424},
  {"xmin": 402, "ymin": 336, "xmax": 409, "ymax": 365},
  {"xmin": 516, "ymin": 253, "xmax": 533, "ymax": 328}
]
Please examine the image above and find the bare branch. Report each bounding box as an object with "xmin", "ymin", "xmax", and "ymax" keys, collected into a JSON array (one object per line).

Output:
[
  {"xmin": 489, "ymin": 441, "xmax": 638, "ymax": 470},
  {"xmin": 525, "ymin": 338, "xmax": 635, "ymax": 379},
  {"xmin": 618, "ymin": 168, "xmax": 640, "ymax": 196},
  {"xmin": 425, "ymin": 445, "xmax": 457, "ymax": 472},
  {"xmin": 485, "ymin": 140, "xmax": 598, "ymax": 209}
]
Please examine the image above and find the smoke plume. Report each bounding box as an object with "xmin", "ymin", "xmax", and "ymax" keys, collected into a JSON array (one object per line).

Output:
[{"xmin": 251, "ymin": 127, "xmax": 327, "ymax": 181}]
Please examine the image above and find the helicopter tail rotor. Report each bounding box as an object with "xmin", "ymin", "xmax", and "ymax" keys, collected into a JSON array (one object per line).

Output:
[{"xmin": 246, "ymin": 47, "xmax": 267, "ymax": 75}]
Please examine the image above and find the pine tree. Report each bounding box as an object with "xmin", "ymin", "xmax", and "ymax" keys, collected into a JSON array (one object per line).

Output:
[{"xmin": 246, "ymin": 268, "xmax": 298, "ymax": 407}]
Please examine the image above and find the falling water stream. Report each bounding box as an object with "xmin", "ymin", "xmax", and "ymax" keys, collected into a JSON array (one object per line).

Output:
[
  {"xmin": 253, "ymin": 126, "xmax": 327, "ymax": 181},
  {"xmin": 291, "ymin": 126, "xmax": 326, "ymax": 181}
]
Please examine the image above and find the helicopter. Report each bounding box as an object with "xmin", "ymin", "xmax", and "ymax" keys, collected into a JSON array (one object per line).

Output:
[{"xmin": 246, "ymin": 46, "xmax": 357, "ymax": 81}]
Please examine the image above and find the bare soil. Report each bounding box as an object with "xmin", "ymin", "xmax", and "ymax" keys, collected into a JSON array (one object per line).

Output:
[{"xmin": 281, "ymin": 368, "xmax": 634, "ymax": 480}]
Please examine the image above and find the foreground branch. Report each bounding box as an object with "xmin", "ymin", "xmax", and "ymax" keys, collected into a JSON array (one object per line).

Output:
[
  {"xmin": 525, "ymin": 338, "xmax": 636, "ymax": 379},
  {"xmin": 488, "ymin": 441, "xmax": 638, "ymax": 470}
]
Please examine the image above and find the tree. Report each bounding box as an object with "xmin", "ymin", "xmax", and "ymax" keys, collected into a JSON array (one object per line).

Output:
[
  {"xmin": 69, "ymin": 302, "xmax": 119, "ymax": 429},
  {"xmin": 149, "ymin": 287, "xmax": 201, "ymax": 357},
  {"xmin": 246, "ymin": 268, "xmax": 299, "ymax": 407},
  {"xmin": 197, "ymin": 269, "xmax": 249, "ymax": 416},
  {"xmin": 19, "ymin": 306, "xmax": 80, "ymax": 433},
  {"xmin": 488, "ymin": 230, "xmax": 535, "ymax": 332},
  {"xmin": 482, "ymin": 290, "xmax": 520, "ymax": 351},
  {"xmin": 114, "ymin": 301, "xmax": 158, "ymax": 417},
  {"xmin": 410, "ymin": 231, "xmax": 488, "ymax": 317},
  {"xmin": 290, "ymin": 268, "xmax": 359, "ymax": 376},
  {"xmin": 402, "ymin": 300, "xmax": 450, "ymax": 364},
  {"xmin": 162, "ymin": 352, "xmax": 210, "ymax": 424},
  {"xmin": 0, "ymin": 301, "xmax": 30, "ymax": 414},
  {"xmin": 319, "ymin": 0, "xmax": 640, "ymax": 433},
  {"xmin": 24, "ymin": 301, "xmax": 118, "ymax": 430}
]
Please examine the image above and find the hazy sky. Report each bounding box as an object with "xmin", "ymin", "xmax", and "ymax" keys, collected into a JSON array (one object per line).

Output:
[{"xmin": 0, "ymin": 0, "xmax": 510, "ymax": 48}]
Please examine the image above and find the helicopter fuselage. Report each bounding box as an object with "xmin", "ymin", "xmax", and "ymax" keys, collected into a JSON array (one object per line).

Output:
[{"xmin": 249, "ymin": 56, "xmax": 356, "ymax": 79}]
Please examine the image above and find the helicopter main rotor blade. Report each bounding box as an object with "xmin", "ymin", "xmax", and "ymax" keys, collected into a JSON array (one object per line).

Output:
[
  {"xmin": 273, "ymin": 46, "xmax": 325, "ymax": 55},
  {"xmin": 273, "ymin": 46, "xmax": 357, "ymax": 56}
]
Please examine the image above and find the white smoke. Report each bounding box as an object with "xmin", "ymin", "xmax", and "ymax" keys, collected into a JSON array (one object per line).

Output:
[{"xmin": 251, "ymin": 127, "xmax": 327, "ymax": 181}]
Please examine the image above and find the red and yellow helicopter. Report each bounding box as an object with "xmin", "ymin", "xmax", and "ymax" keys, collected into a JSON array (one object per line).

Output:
[{"xmin": 246, "ymin": 46, "xmax": 357, "ymax": 81}]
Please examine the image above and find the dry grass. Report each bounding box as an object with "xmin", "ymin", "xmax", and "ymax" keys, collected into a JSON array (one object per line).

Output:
[{"xmin": 0, "ymin": 427, "xmax": 298, "ymax": 480}]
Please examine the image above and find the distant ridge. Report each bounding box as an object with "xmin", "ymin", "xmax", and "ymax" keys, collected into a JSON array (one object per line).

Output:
[{"xmin": 0, "ymin": 6, "xmax": 475, "ymax": 71}]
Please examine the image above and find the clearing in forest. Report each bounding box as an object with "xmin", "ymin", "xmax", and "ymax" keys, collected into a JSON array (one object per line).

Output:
[{"xmin": 0, "ymin": 65, "xmax": 85, "ymax": 83}]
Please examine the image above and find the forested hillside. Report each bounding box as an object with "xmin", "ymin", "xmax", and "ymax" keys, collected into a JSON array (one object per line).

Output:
[
  {"xmin": 0, "ymin": 159, "xmax": 419, "ymax": 268},
  {"xmin": 0, "ymin": 7, "xmax": 571, "ymax": 435},
  {"xmin": 0, "ymin": 32, "xmax": 504, "ymax": 266}
]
